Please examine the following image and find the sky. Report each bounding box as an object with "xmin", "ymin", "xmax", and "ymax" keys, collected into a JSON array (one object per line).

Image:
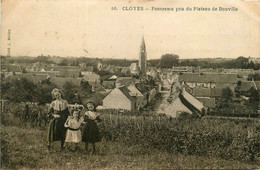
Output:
[{"xmin": 1, "ymin": 0, "xmax": 260, "ymax": 60}]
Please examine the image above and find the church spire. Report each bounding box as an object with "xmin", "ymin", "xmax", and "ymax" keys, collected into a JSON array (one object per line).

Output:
[
  {"xmin": 141, "ymin": 36, "xmax": 146, "ymax": 49},
  {"xmin": 139, "ymin": 36, "xmax": 147, "ymax": 76}
]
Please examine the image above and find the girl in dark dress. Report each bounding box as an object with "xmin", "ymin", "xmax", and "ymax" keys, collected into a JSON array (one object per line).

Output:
[
  {"xmin": 82, "ymin": 101, "xmax": 101, "ymax": 153},
  {"xmin": 47, "ymin": 88, "xmax": 69, "ymax": 151}
]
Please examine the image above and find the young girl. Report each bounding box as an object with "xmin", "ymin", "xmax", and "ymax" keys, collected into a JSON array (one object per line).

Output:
[
  {"xmin": 82, "ymin": 101, "xmax": 101, "ymax": 154},
  {"xmin": 64, "ymin": 109, "xmax": 84, "ymax": 151}
]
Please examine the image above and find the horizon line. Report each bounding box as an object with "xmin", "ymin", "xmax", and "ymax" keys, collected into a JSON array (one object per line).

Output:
[{"xmin": 3, "ymin": 55, "xmax": 259, "ymax": 60}]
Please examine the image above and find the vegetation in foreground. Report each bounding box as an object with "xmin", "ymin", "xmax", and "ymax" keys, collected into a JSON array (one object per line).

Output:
[
  {"xmin": 3, "ymin": 102, "xmax": 260, "ymax": 162},
  {"xmin": 1, "ymin": 103, "xmax": 260, "ymax": 169},
  {"xmin": 1, "ymin": 125, "xmax": 260, "ymax": 169}
]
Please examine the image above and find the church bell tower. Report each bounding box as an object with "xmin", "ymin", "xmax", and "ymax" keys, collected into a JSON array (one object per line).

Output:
[{"xmin": 139, "ymin": 36, "xmax": 147, "ymax": 75}]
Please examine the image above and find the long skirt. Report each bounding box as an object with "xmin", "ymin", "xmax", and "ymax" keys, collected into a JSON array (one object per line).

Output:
[
  {"xmin": 47, "ymin": 109, "xmax": 69, "ymax": 142},
  {"xmin": 82, "ymin": 120, "xmax": 101, "ymax": 144}
]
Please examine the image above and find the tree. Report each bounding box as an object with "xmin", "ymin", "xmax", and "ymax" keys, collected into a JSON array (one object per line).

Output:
[
  {"xmin": 80, "ymin": 79, "xmax": 92, "ymax": 94},
  {"xmin": 33, "ymin": 79, "xmax": 57, "ymax": 105},
  {"xmin": 78, "ymin": 79, "xmax": 93, "ymax": 105},
  {"xmin": 248, "ymin": 61, "xmax": 255, "ymax": 69},
  {"xmin": 62, "ymin": 81, "xmax": 79, "ymax": 104},
  {"xmin": 148, "ymin": 59, "xmax": 160, "ymax": 67},
  {"xmin": 235, "ymin": 56, "xmax": 249, "ymax": 69},
  {"xmin": 160, "ymin": 54, "xmax": 179, "ymax": 68},
  {"xmin": 221, "ymin": 87, "xmax": 233, "ymax": 101},
  {"xmin": 3, "ymin": 78, "xmax": 36, "ymax": 102},
  {"xmin": 59, "ymin": 59, "xmax": 69, "ymax": 66},
  {"xmin": 34, "ymin": 55, "xmax": 53, "ymax": 64},
  {"xmin": 248, "ymin": 88, "xmax": 260, "ymax": 109}
]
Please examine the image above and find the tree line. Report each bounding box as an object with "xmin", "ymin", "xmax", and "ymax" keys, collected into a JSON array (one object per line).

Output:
[
  {"xmin": 149, "ymin": 55, "xmax": 259, "ymax": 70},
  {"xmin": 3, "ymin": 54, "xmax": 259, "ymax": 70}
]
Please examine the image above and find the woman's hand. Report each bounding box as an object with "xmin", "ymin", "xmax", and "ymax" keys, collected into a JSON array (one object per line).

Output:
[{"xmin": 53, "ymin": 114, "xmax": 60, "ymax": 118}]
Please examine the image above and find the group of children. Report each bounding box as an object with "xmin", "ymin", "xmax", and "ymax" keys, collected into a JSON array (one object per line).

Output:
[
  {"xmin": 47, "ymin": 88, "xmax": 102, "ymax": 153},
  {"xmin": 64, "ymin": 102, "xmax": 101, "ymax": 153}
]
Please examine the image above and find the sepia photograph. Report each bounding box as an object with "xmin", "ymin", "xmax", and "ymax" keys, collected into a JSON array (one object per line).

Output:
[{"xmin": 1, "ymin": 0, "xmax": 260, "ymax": 169}]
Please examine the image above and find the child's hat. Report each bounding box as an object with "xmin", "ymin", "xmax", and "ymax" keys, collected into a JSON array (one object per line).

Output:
[
  {"xmin": 84, "ymin": 99, "xmax": 97, "ymax": 108},
  {"xmin": 80, "ymin": 92, "xmax": 104, "ymax": 109}
]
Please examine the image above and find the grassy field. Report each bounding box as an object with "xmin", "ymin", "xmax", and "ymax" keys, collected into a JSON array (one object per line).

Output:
[
  {"xmin": 1, "ymin": 125, "xmax": 260, "ymax": 169},
  {"xmin": 1, "ymin": 103, "xmax": 260, "ymax": 169}
]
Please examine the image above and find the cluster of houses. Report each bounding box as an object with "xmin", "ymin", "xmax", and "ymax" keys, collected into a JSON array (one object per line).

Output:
[
  {"xmin": 1, "ymin": 61, "xmax": 159, "ymax": 112},
  {"xmin": 102, "ymin": 77, "xmax": 158, "ymax": 111},
  {"xmin": 160, "ymin": 66, "xmax": 260, "ymax": 114},
  {"xmin": 1, "ymin": 58, "xmax": 260, "ymax": 117}
]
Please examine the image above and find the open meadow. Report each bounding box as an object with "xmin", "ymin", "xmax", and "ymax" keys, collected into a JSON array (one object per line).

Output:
[{"xmin": 1, "ymin": 103, "xmax": 260, "ymax": 169}]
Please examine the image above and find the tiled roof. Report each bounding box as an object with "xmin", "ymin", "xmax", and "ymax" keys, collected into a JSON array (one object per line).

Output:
[
  {"xmin": 13, "ymin": 73, "xmax": 33, "ymax": 81},
  {"xmin": 194, "ymin": 88, "xmax": 210, "ymax": 97},
  {"xmin": 46, "ymin": 66, "xmax": 80, "ymax": 71},
  {"xmin": 179, "ymin": 90, "xmax": 204, "ymax": 112},
  {"xmin": 135, "ymin": 82, "xmax": 148, "ymax": 94},
  {"xmin": 128, "ymin": 84, "xmax": 143, "ymax": 96},
  {"xmin": 116, "ymin": 77, "xmax": 134, "ymax": 87},
  {"xmin": 9, "ymin": 65, "xmax": 22, "ymax": 72},
  {"xmin": 179, "ymin": 73, "xmax": 237, "ymax": 83},
  {"xmin": 238, "ymin": 81, "xmax": 257, "ymax": 92},
  {"xmin": 118, "ymin": 86, "xmax": 135, "ymax": 102},
  {"xmin": 29, "ymin": 71, "xmax": 59, "ymax": 76},
  {"xmin": 194, "ymin": 88, "xmax": 222, "ymax": 97},
  {"xmin": 50, "ymin": 77, "xmax": 82, "ymax": 88},
  {"xmin": 13, "ymin": 73, "xmax": 48, "ymax": 83}
]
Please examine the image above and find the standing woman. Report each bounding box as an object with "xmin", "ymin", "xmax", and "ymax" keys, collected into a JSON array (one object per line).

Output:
[
  {"xmin": 47, "ymin": 88, "xmax": 69, "ymax": 151},
  {"xmin": 82, "ymin": 101, "xmax": 102, "ymax": 154}
]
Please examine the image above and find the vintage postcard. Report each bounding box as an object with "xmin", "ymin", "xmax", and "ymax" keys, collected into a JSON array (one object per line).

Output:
[{"xmin": 1, "ymin": 0, "xmax": 260, "ymax": 169}]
